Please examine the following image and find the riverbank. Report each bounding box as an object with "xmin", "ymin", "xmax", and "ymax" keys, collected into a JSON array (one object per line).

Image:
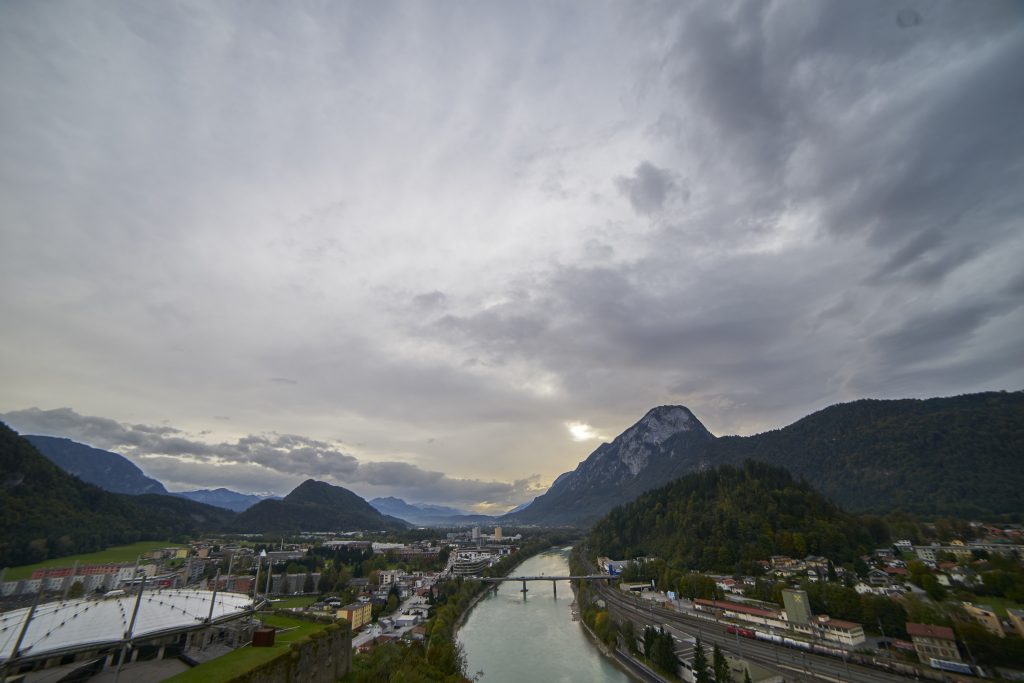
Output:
[
  {"xmin": 458, "ymin": 546, "xmax": 629, "ymax": 683},
  {"xmin": 571, "ymin": 579, "xmax": 659, "ymax": 683}
]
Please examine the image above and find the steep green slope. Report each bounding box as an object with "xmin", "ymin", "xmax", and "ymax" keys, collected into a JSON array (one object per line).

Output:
[
  {"xmin": 0, "ymin": 421, "xmax": 234, "ymax": 567},
  {"xmin": 707, "ymin": 391, "xmax": 1024, "ymax": 516},
  {"xmin": 589, "ymin": 461, "xmax": 873, "ymax": 572}
]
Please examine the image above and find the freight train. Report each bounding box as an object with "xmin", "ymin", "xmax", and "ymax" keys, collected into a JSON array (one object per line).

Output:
[{"xmin": 724, "ymin": 624, "xmax": 984, "ymax": 680}]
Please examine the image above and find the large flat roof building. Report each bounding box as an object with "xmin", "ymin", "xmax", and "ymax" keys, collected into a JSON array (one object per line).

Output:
[{"xmin": 0, "ymin": 589, "xmax": 256, "ymax": 677}]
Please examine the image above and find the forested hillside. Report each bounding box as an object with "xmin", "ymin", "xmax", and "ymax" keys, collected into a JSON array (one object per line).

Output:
[
  {"xmin": 708, "ymin": 391, "xmax": 1024, "ymax": 516},
  {"xmin": 0, "ymin": 421, "xmax": 233, "ymax": 567},
  {"xmin": 589, "ymin": 461, "xmax": 873, "ymax": 573},
  {"xmin": 231, "ymin": 479, "xmax": 407, "ymax": 533}
]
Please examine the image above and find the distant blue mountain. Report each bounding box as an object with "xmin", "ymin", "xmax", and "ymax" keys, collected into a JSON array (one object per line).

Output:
[
  {"xmin": 369, "ymin": 496, "xmax": 468, "ymax": 521},
  {"xmin": 172, "ymin": 488, "xmax": 275, "ymax": 512},
  {"xmin": 26, "ymin": 434, "xmax": 274, "ymax": 512},
  {"xmin": 26, "ymin": 435, "xmax": 169, "ymax": 496},
  {"xmin": 369, "ymin": 496, "xmax": 499, "ymax": 526}
]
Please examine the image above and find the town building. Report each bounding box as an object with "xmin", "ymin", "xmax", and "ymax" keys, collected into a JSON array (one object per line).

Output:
[
  {"xmin": 906, "ymin": 622, "xmax": 961, "ymax": 663},
  {"xmin": 962, "ymin": 603, "xmax": 1004, "ymax": 638},
  {"xmin": 452, "ymin": 551, "xmax": 492, "ymax": 576},
  {"xmin": 1008, "ymin": 608, "xmax": 1024, "ymax": 639},
  {"xmin": 337, "ymin": 602, "xmax": 372, "ymax": 631}
]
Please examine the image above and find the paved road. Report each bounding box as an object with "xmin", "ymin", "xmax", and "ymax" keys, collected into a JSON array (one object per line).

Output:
[
  {"xmin": 596, "ymin": 584, "xmax": 911, "ymax": 683},
  {"xmin": 351, "ymin": 595, "xmax": 427, "ymax": 649}
]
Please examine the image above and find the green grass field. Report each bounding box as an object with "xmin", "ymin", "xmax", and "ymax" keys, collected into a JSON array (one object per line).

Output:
[
  {"xmin": 3, "ymin": 541, "xmax": 184, "ymax": 580},
  {"xmin": 164, "ymin": 614, "xmax": 330, "ymax": 683},
  {"xmin": 270, "ymin": 595, "xmax": 318, "ymax": 609}
]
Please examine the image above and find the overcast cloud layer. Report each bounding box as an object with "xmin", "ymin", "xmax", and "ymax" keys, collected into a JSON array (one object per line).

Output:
[{"xmin": 2, "ymin": 1, "xmax": 1022, "ymax": 509}]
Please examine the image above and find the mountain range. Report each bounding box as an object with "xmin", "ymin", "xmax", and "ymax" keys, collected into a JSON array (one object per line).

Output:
[
  {"xmin": 173, "ymin": 488, "xmax": 277, "ymax": 512},
  {"xmin": 232, "ymin": 480, "xmax": 408, "ymax": 533},
  {"xmin": 508, "ymin": 391, "xmax": 1024, "ymax": 526},
  {"xmin": 0, "ymin": 422, "xmax": 234, "ymax": 567},
  {"xmin": 24, "ymin": 433, "xmax": 495, "ymax": 527},
  {"xmin": 0, "ymin": 423, "xmax": 408, "ymax": 566},
  {"xmin": 25, "ymin": 435, "xmax": 272, "ymax": 511},
  {"xmin": 25, "ymin": 435, "xmax": 170, "ymax": 496},
  {"xmin": 368, "ymin": 497, "xmax": 496, "ymax": 527}
]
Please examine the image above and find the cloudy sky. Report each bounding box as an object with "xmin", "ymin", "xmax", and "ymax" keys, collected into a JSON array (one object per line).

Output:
[{"xmin": 1, "ymin": 1, "xmax": 1022, "ymax": 511}]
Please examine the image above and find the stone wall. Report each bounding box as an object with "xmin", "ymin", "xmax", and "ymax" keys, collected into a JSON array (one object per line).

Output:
[{"xmin": 225, "ymin": 620, "xmax": 351, "ymax": 683}]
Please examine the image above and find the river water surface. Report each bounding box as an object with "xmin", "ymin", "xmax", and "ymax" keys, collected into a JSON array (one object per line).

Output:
[{"xmin": 457, "ymin": 547, "xmax": 629, "ymax": 683}]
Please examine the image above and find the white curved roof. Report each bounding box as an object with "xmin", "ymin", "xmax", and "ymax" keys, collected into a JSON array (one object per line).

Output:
[{"xmin": 0, "ymin": 589, "xmax": 254, "ymax": 663}]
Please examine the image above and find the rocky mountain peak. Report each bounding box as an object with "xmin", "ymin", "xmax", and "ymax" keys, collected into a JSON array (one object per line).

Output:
[
  {"xmin": 506, "ymin": 404, "xmax": 715, "ymax": 525},
  {"xmin": 629, "ymin": 405, "xmax": 700, "ymax": 441},
  {"xmin": 606, "ymin": 405, "xmax": 707, "ymax": 476}
]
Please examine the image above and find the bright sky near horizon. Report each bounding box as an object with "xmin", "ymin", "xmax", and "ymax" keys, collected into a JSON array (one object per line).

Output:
[{"xmin": 2, "ymin": 1, "xmax": 1022, "ymax": 511}]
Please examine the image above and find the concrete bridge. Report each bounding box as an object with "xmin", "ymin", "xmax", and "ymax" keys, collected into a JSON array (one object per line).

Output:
[{"xmin": 464, "ymin": 574, "xmax": 611, "ymax": 598}]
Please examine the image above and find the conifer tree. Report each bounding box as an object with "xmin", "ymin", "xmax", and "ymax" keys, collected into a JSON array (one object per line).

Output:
[
  {"xmin": 713, "ymin": 642, "xmax": 730, "ymax": 682},
  {"xmin": 693, "ymin": 637, "xmax": 711, "ymax": 683}
]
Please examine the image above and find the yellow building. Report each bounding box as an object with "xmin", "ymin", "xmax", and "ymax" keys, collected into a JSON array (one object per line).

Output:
[
  {"xmin": 338, "ymin": 602, "xmax": 372, "ymax": 631},
  {"xmin": 963, "ymin": 603, "xmax": 1004, "ymax": 638},
  {"xmin": 1008, "ymin": 608, "xmax": 1024, "ymax": 639}
]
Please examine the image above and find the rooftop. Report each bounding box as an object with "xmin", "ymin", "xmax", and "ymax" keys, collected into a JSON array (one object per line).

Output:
[
  {"xmin": 0, "ymin": 589, "xmax": 253, "ymax": 664},
  {"xmin": 906, "ymin": 622, "xmax": 956, "ymax": 641}
]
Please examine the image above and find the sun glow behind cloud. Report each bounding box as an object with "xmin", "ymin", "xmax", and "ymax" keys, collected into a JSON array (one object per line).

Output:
[{"xmin": 566, "ymin": 422, "xmax": 605, "ymax": 442}]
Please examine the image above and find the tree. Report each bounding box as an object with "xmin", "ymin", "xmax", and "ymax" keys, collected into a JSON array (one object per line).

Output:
[
  {"xmin": 921, "ymin": 574, "xmax": 947, "ymax": 601},
  {"xmin": 693, "ymin": 637, "xmax": 711, "ymax": 683},
  {"xmin": 853, "ymin": 557, "xmax": 869, "ymax": 577},
  {"xmin": 67, "ymin": 580, "xmax": 85, "ymax": 599},
  {"xmin": 622, "ymin": 619, "xmax": 638, "ymax": 654},
  {"xmin": 303, "ymin": 571, "xmax": 315, "ymax": 593},
  {"xmin": 743, "ymin": 669, "xmax": 753, "ymax": 683},
  {"xmin": 649, "ymin": 629, "xmax": 678, "ymax": 676},
  {"xmin": 713, "ymin": 643, "xmax": 730, "ymax": 682}
]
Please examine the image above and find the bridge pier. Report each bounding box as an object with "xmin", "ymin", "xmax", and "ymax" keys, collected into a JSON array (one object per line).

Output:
[
  {"xmin": 552, "ymin": 579, "xmax": 557, "ymax": 599},
  {"xmin": 521, "ymin": 580, "xmax": 528, "ymax": 599}
]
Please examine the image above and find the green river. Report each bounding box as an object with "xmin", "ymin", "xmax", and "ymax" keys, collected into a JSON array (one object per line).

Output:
[{"xmin": 457, "ymin": 547, "xmax": 630, "ymax": 683}]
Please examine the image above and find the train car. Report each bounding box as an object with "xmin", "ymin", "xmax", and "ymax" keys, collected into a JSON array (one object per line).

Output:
[
  {"xmin": 809, "ymin": 642, "xmax": 845, "ymax": 658},
  {"xmin": 782, "ymin": 637, "xmax": 812, "ymax": 651},
  {"xmin": 725, "ymin": 625, "xmax": 755, "ymax": 639},
  {"xmin": 755, "ymin": 630, "xmax": 783, "ymax": 645},
  {"xmin": 930, "ymin": 658, "xmax": 975, "ymax": 675}
]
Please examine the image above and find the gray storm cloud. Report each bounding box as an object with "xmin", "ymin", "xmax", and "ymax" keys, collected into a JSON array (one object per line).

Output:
[
  {"xmin": 2, "ymin": 408, "xmax": 542, "ymax": 508},
  {"xmin": 0, "ymin": 1, "xmax": 1021, "ymax": 495},
  {"xmin": 615, "ymin": 162, "xmax": 685, "ymax": 216}
]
